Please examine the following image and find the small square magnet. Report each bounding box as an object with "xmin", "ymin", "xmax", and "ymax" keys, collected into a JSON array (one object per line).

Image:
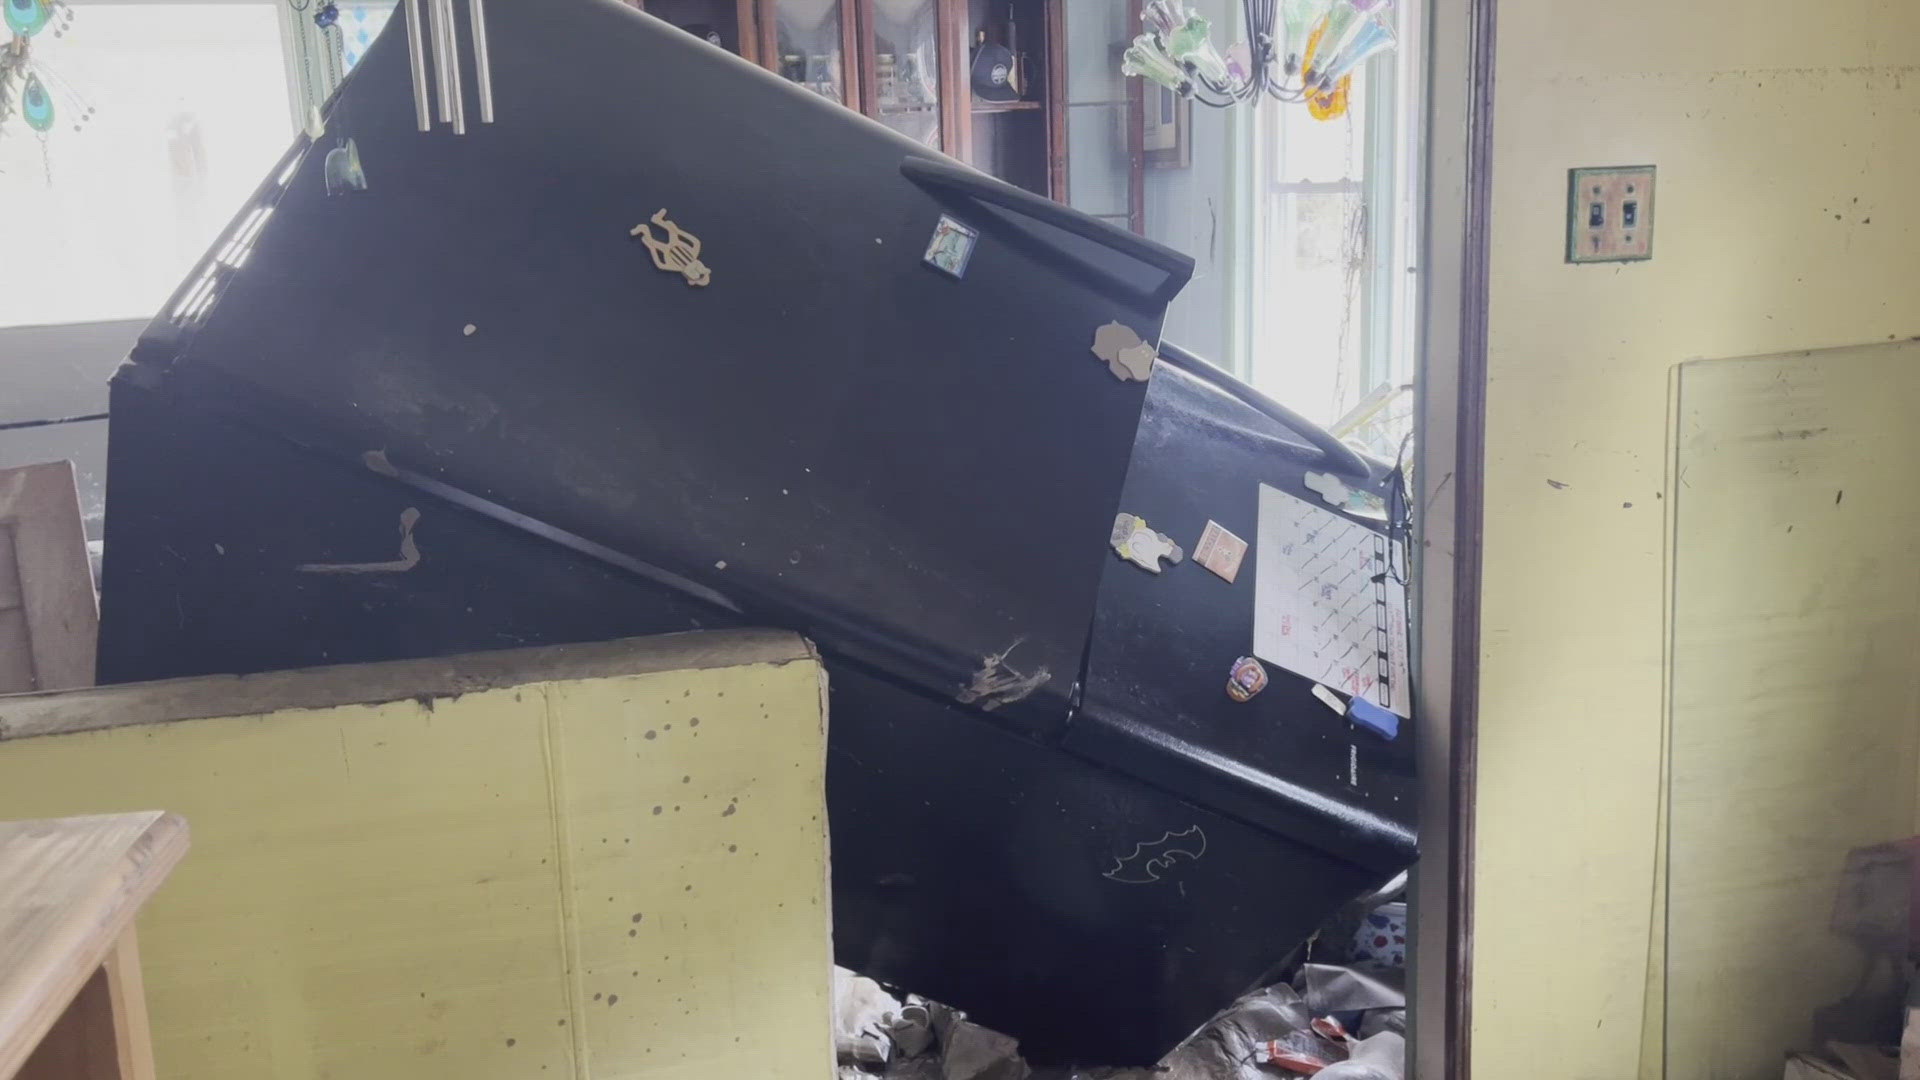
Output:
[
  {"xmin": 923, "ymin": 214, "xmax": 980, "ymax": 278},
  {"xmin": 1193, "ymin": 520, "xmax": 1248, "ymax": 582}
]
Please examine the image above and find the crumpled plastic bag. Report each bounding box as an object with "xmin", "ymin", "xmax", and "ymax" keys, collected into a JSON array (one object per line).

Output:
[
  {"xmin": 1297, "ymin": 963, "xmax": 1405, "ymax": 1015},
  {"xmin": 1315, "ymin": 1032, "xmax": 1405, "ymax": 1079},
  {"xmin": 1159, "ymin": 984, "xmax": 1347, "ymax": 1079},
  {"xmin": 836, "ymin": 967, "xmax": 906, "ymax": 1067}
]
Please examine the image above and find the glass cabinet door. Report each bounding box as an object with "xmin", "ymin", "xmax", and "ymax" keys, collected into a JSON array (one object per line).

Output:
[
  {"xmin": 1060, "ymin": 0, "xmax": 1142, "ymax": 232},
  {"xmin": 865, "ymin": 0, "xmax": 945, "ymax": 147},
  {"xmin": 644, "ymin": 0, "xmax": 755, "ymax": 59},
  {"xmin": 765, "ymin": 0, "xmax": 853, "ymax": 104}
]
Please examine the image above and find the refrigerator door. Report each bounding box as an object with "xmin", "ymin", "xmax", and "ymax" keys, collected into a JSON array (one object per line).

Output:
[
  {"xmin": 95, "ymin": 378, "xmax": 1380, "ymax": 1066},
  {"xmin": 92, "ymin": 0, "xmax": 1414, "ymax": 1065},
  {"xmin": 1073, "ymin": 355, "xmax": 1418, "ymax": 876},
  {"xmin": 146, "ymin": 0, "xmax": 1191, "ymax": 738}
]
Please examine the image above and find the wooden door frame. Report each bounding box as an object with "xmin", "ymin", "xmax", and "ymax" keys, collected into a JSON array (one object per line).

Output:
[
  {"xmin": 936, "ymin": 0, "xmax": 971, "ymax": 160},
  {"xmin": 853, "ymin": 0, "xmax": 878, "ymax": 115},
  {"xmin": 735, "ymin": 0, "xmax": 761, "ymax": 62},
  {"xmin": 1124, "ymin": 0, "xmax": 1145, "ymax": 234},
  {"xmin": 838, "ymin": 0, "xmax": 864, "ymax": 108},
  {"xmin": 754, "ymin": 0, "xmax": 778, "ymax": 76},
  {"xmin": 1407, "ymin": 0, "xmax": 1495, "ymax": 1072},
  {"xmin": 1042, "ymin": 0, "xmax": 1066, "ymax": 202}
]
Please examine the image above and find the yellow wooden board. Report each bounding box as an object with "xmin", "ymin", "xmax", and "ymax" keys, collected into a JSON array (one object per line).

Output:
[{"xmin": 0, "ymin": 632, "xmax": 832, "ymax": 1080}]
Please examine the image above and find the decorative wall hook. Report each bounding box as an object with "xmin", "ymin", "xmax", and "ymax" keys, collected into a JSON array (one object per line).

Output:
[{"xmin": 630, "ymin": 209, "xmax": 711, "ymax": 287}]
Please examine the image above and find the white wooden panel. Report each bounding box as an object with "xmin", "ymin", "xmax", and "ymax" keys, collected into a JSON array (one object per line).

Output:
[{"xmin": 1666, "ymin": 341, "xmax": 1920, "ymax": 1079}]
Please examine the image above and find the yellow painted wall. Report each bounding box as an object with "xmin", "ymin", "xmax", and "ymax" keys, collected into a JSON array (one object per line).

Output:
[
  {"xmin": 0, "ymin": 641, "xmax": 832, "ymax": 1080},
  {"xmin": 1473, "ymin": 0, "xmax": 1920, "ymax": 1074}
]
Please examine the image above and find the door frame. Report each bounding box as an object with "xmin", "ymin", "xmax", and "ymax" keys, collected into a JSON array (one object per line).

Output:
[{"xmin": 1407, "ymin": 0, "xmax": 1494, "ymax": 1074}]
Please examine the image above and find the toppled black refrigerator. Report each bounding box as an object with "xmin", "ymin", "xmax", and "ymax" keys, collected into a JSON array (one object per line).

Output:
[{"xmin": 94, "ymin": 0, "xmax": 1417, "ymax": 1064}]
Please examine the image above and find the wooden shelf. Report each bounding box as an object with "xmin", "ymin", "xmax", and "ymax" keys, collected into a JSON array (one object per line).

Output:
[
  {"xmin": 0, "ymin": 812, "xmax": 188, "ymax": 1080},
  {"xmin": 971, "ymin": 99, "xmax": 1043, "ymax": 113}
]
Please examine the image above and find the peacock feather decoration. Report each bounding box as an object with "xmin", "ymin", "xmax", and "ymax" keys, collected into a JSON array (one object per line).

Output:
[{"xmin": 1, "ymin": 0, "xmax": 92, "ymax": 144}]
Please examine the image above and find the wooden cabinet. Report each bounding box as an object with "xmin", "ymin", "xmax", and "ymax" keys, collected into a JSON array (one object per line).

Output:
[
  {"xmin": 960, "ymin": 0, "xmax": 1057, "ymax": 196},
  {"xmin": 1053, "ymin": 0, "xmax": 1144, "ymax": 233},
  {"xmin": 859, "ymin": 0, "xmax": 959, "ymax": 151},
  {"xmin": 759, "ymin": 0, "xmax": 859, "ymax": 105},
  {"xmin": 625, "ymin": 0, "xmax": 1144, "ymax": 228},
  {"xmin": 630, "ymin": 0, "xmax": 761, "ymax": 60}
]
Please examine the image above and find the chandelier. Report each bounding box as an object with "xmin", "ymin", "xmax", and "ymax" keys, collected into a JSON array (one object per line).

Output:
[{"xmin": 1121, "ymin": 0, "xmax": 1396, "ymax": 118}]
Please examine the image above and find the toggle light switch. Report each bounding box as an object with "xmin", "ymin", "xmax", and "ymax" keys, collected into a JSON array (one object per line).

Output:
[{"xmin": 1567, "ymin": 165, "xmax": 1655, "ymax": 264}]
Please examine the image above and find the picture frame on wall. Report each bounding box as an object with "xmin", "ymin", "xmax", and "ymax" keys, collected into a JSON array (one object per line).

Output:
[{"xmin": 1143, "ymin": 83, "xmax": 1189, "ymax": 169}]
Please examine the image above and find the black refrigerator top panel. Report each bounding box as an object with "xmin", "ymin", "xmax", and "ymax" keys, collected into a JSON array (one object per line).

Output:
[{"xmin": 97, "ymin": 0, "xmax": 1415, "ymax": 1065}]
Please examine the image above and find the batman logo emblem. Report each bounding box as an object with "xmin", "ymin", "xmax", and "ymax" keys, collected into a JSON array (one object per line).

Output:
[{"xmin": 1102, "ymin": 826, "xmax": 1208, "ymax": 885}]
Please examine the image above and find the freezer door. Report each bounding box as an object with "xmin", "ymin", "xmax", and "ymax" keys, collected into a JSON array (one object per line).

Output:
[{"xmin": 146, "ymin": 0, "xmax": 1192, "ymax": 736}]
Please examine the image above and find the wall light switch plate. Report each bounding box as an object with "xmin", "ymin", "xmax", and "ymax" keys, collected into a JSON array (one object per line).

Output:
[{"xmin": 1567, "ymin": 165, "xmax": 1655, "ymax": 264}]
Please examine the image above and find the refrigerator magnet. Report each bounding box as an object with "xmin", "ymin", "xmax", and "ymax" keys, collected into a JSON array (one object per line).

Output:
[
  {"xmin": 1310, "ymin": 683, "xmax": 1346, "ymax": 714},
  {"xmin": 1347, "ymin": 696, "xmax": 1401, "ymax": 740},
  {"xmin": 923, "ymin": 214, "xmax": 980, "ymax": 278},
  {"xmin": 1226, "ymin": 657, "xmax": 1269, "ymax": 702},
  {"xmin": 1090, "ymin": 321, "xmax": 1156, "ymax": 382},
  {"xmin": 1304, "ymin": 470, "xmax": 1352, "ymax": 507},
  {"xmin": 1111, "ymin": 513, "xmax": 1184, "ymax": 573},
  {"xmin": 1193, "ymin": 520, "xmax": 1248, "ymax": 583},
  {"xmin": 630, "ymin": 209, "xmax": 711, "ymax": 287}
]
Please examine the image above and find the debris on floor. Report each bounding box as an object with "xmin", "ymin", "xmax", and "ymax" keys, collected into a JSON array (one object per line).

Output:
[
  {"xmin": 1782, "ymin": 1043, "xmax": 1901, "ymax": 1080},
  {"xmin": 836, "ymin": 968, "xmax": 911, "ymax": 1070},
  {"xmin": 834, "ymin": 960, "xmax": 1406, "ymax": 1080},
  {"xmin": 940, "ymin": 1017, "xmax": 1029, "ymax": 1080}
]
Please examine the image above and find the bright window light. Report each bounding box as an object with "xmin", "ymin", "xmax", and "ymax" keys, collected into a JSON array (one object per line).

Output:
[
  {"xmin": 0, "ymin": 3, "xmax": 295, "ymax": 329},
  {"xmin": 1247, "ymin": 0, "xmax": 1420, "ymax": 459}
]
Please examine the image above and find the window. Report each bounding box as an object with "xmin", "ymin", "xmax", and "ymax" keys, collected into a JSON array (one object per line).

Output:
[
  {"xmin": 1246, "ymin": 0, "xmax": 1420, "ymax": 460},
  {"xmin": 0, "ymin": 3, "xmax": 301, "ymax": 329}
]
